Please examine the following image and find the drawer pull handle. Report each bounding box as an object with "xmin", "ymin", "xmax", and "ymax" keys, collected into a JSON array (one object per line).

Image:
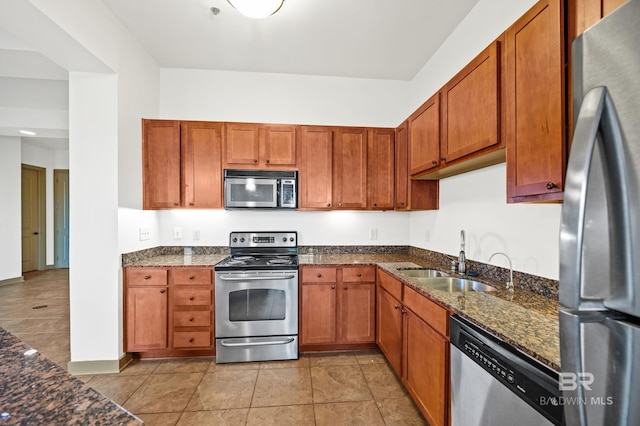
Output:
[
  {"xmin": 189, "ymin": 296, "xmax": 195, "ymax": 301},
  {"xmin": 144, "ymin": 275, "xmax": 151, "ymax": 279}
]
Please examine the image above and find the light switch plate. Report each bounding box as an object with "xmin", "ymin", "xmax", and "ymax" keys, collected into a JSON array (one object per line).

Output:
[
  {"xmin": 174, "ymin": 227, "xmax": 183, "ymax": 239},
  {"xmin": 193, "ymin": 229, "xmax": 201, "ymax": 240},
  {"xmin": 139, "ymin": 228, "xmax": 150, "ymax": 241},
  {"xmin": 369, "ymin": 228, "xmax": 378, "ymax": 240}
]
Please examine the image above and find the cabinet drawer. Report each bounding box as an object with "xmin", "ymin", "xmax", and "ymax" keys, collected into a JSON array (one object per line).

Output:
[
  {"xmin": 173, "ymin": 331, "xmax": 211, "ymax": 348},
  {"xmin": 173, "ymin": 289, "xmax": 212, "ymax": 306},
  {"xmin": 174, "ymin": 311, "xmax": 211, "ymax": 327},
  {"xmin": 378, "ymin": 269, "xmax": 403, "ymax": 301},
  {"xmin": 172, "ymin": 268, "xmax": 212, "ymax": 285},
  {"xmin": 403, "ymin": 285, "xmax": 449, "ymax": 337},
  {"xmin": 126, "ymin": 268, "xmax": 168, "ymax": 286},
  {"xmin": 302, "ymin": 267, "xmax": 337, "ymax": 283},
  {"xmin": 342, "ymin": 266, "xmax": 376, "ymax": 282}
]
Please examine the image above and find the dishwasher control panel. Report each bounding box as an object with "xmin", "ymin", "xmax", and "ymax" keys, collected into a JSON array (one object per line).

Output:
[{"xmin": 451, "ymin": 315, "xmax": 564, "ymax": 425}]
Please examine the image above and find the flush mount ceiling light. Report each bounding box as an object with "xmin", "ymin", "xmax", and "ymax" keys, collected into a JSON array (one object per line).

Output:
[{"xmin": 227, "ymin": 0, "xmax": 284, "ymax": 19}]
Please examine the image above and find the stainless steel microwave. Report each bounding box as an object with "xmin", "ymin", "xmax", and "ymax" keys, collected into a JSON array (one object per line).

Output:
[{"xmin": 224, "ymin": 170, "xmax": 297, "ymax": 209}]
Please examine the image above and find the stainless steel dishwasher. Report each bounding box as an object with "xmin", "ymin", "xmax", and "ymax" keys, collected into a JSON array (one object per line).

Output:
[{"xmin": 450, "ymin": 315, "xmax": 564, "ymax": 426}]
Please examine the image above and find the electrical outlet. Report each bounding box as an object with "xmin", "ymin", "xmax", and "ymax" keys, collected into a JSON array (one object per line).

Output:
[
  {"xmin": 193, "ymin": 229, "xmax": 201, "ymax": 240},
  {"xmin": 139, "ymin": 228, "xmax": 150, "ymax": 241},
  {"xmin": 369, "ymin": 228, "xmax": 378, "ymax": 240},
  {"xmin": 425, "ymin": 230, "xmax": 430, "ymax": 241},
  {"xmin": 173, "ymin": 227, "xmax": 183, "ymax": 239}
]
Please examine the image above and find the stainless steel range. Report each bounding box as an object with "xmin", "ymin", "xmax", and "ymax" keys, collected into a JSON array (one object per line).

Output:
[{"xmin": 214, "ymin": 231, "xmax": 298, "ymax": 363}]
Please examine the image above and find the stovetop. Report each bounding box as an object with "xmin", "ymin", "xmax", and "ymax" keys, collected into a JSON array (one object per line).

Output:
[{"xmin": 215, "ymin": 231, "xmax": 299, "ymax": 271}]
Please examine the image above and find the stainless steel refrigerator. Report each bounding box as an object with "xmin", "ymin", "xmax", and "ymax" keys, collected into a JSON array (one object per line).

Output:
[{"xmin": 560, "ymin": 0, "xmax": 640, "ymax": 425}]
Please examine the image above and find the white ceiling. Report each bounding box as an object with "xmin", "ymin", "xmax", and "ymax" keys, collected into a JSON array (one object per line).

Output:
[{"xmin": 0, "ymin": 0, "xmax": 480, "ymax": 150}]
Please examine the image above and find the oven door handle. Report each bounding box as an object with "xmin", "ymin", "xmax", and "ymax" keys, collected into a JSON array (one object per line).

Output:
[
  {"xmin": 219, "ymin": 338, "xmax": 295, "ymax": 347},
  {"xmin": 218, "ymin": 274, "xmax": 296, "ymax": 281}
]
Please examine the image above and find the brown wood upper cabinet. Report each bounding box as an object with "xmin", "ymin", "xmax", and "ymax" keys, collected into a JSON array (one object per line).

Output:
[
  {"xmin": 570, "ymin": 0, "xmax": 627, "ymax": 37},
  {"xmin": 143, "ymin": 119, "xmax": 223, "ymax": 209},
  {"xmin": 333, "ymin": 127, "xmax": 368, "ymax": 209},
  {"xmin": 223, "ymin": 123, "xmax": 297, "ymax": 169},
  {"xmin": 505, "ymin": 0, "xmax": 565, "ymax": 202},
  {"xmin": 298, "ymin": 126, "xmax": 333, "ymax": 209},
  {"xmin": 441, "ymin": 38, "xmax": 503, "ymax": 165},
  {"xmin": 408, "ymin": 93, "xmax": 440, "ymax": 176},
  {"xmin": 368, "ymin": 128, "xmax": 395, "ymax": 210}
]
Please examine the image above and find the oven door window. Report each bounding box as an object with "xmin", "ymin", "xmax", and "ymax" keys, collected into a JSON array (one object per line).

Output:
[{"xmin": 228, "ymin": 289, "xmax": 286, "ymax": 321}]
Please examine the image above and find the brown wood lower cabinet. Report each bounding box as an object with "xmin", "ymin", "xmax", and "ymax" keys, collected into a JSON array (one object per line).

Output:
[
  {"xmin": 124, "ymin": 266, "xmax": 215, "ymax": 357},
  {"xmin": 376, "ymin": 269, "xmax": 450, "ymax": 426},
  {"xmin": 300, "ymin": 265, "xmax": 376, "ymax": 351}
]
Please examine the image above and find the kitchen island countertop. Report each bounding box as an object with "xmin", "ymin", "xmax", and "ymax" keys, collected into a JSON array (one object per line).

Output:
[{"xmin": 0, "ymin": 327, "xmax": 142, "ymax": 425}]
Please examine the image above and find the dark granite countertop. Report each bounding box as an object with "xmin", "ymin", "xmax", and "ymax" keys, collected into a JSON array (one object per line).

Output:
[
  {"xmin": 122, "ymin": 249, "xmax": 559, "ymax": 370},
  {"xmin": 299, "ymin": 254, "xmax": 559, "ymax": 370},
  {"xmin": 0, "ymin": 327, "xmax": 142, "ymax": 425}
]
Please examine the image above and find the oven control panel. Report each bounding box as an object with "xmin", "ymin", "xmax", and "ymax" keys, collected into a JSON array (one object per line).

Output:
[{"xmin": 229, "ymin": 232, "xmax": 297, "ymax": 248}]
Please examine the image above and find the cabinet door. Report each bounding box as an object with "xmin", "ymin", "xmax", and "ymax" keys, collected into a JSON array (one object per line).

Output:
[
  {"xmin": 377, "ymin": 286, "xmax": 403, "ymax": 376},
  {"xmin": 441, "ymin": 39, "xmax": 502, "ymax": 164},
  {"xmin": 403, "ymin": 309, "xmax": 449, "ymax": 426},
  {"xmin": 408, "ymin": 93, "xmax": 440, "ymax": 176},
  {"xmin": 298, "ymin": 126, "xmax": 333, "ymax": 209},
  {"xmin": 181, "ymin": 122, "xmax": 223, "ymax": 208},
  {"xmin": 571, "ymin": 0, "xmax": 627, "ymax": 37},
  {"xmin": 223, "ymin": 122, "xmax": 260, "ymax": 167},
  {"xmin": 368, "ymin": 128, "xmax": 395, "ymax": 210},
  {"xmin": 300, "ymin": 283, "xmax": 337, "ymax": 345},
  {"xmin": 143, "ymin": 120, "xmax": 181, "ymax": 209},
  {"xmin": 262, "ymin": 124, "xmax": 297, "ymax": 167},
  {"xmin": 333, "ymin": 127, "xmax": 368, "ymax": 209},
  {"xmin": 339, "ymin": 282, "xmax": 375, "ymax": 344},
  {"xmin": 505, "ymin": 0, "xmax": 565, "ymax": 202},
  {"xmin": 395, "ymin": 122, "xmax": 409, "ymax": 211},
  {"xmin": 125, "ymin": 286, "xmax": 168, "ymax": 351}
]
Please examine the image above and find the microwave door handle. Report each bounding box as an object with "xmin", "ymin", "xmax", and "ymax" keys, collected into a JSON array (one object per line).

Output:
[{"xmin": 218, "ymin": 274, "xmax": 296, "ymax": 281}]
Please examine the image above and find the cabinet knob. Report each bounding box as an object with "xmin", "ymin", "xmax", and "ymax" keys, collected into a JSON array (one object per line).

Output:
[
  {"xmin": 394, "ymin": 304, "xmax": 400, "ymax": 310},
  {"xmin": 343, "ymin": 286, "xmax": 348, "ymax": 290},
  {"xmin": 331, "ymin": 285, "xmax": 336, "ymax": 289},
  {"xmin": 160, "ymin": 289, "xmax": 166, "ymax": 294},
  {"xmin": 144, "ymin": 275, "xmax": 151, "ymax": 279},
  {"xmin": 357, "ymin": 273, "xmax": 362, "ymax": 277},
  {"xmin": 189, "ymin": 276, "xmax": 195, "ymax": 280},
  {"xmin": 253, "ymin": 159, "xmax": 258, "ymax": 163},
  {"xmin": 189, "ymin": 317, "xmax": 194, "ymax": 322},
  {"xmin": 373, "ymin": 203, "xmax": 377, "ymax": 207},
  {"xmin": 266, "ymin": 159, "xmax": 270, "ymax": 164},
  {"xmin": 189, "ymin": 338, "xmax": 194, "ymax": 343},
  {"xmin": 189, "ymin": 296, "xmax": 195, "ymax": 301},
  {"xmin": 432, "ymin": 160, "xmax": 439, "ymax": 165},
  {"xmin": 173, "ymin": 203, "xmax": 179, "ymax": 206},
  {"xmin": 401, "ymin": 309, "xmax": 406, "ymax": 315},
  {"xmin": 440, "ymin": 157, "xmax": 446, "ymax": 162},
  {"xmin": 327, "ymin": 203, "xmax": 331, "ymax": 207},
  {"xmin": 189, "ymin": 203, "xmax": 194, "ymax": 206},
  {"xmin": 317, "ymin": 273, "xmax": 322, "ymax": 278},
  {"xmin": 546, "ymin": 182, "xmax": 556, "ymax": 190}
]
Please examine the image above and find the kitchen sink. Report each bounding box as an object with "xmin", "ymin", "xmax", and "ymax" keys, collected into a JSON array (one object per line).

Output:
[
  {"xmin": 396, "ymin": 268, "xmax": 448, "ymax": 278},
  {"xmin": 417, "ymin": 277, "xmax": 497, "ymax": 293}
]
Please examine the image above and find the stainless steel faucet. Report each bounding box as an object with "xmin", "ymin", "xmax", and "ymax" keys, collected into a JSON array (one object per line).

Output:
[
  {"xmin": 458, "ymin": 230, "xmax": 466, "ymax": 275},
  {"xmin": 489, "ymin": 252, "xmax": 515, "ymax": 292}
]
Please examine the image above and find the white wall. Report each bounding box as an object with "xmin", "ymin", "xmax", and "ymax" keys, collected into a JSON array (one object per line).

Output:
[
  {"xmin": 160, "ymin": 68, "xmax": 408, "ymax": 127},
  {"xmin": 21, "ymin": 143, "xmax": 69, "ymax": 266},
  {"xmin": 406, "ymin": 0, "xmax": 561, "ymax": 280},
  {"xmin": 0, "ymin": 136, "xmax": 22, "ymax": 281}
]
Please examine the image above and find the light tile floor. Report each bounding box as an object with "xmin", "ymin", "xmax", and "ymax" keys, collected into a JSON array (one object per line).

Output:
[{"xmin": 0, "ymin": 269, "xmax": 427, "ymax": 425}]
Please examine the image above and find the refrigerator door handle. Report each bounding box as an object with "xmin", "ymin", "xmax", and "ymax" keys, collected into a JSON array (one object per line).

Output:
[{"xmin": 560, "ymin": 86, "xmax": 630, "ymax": 310}]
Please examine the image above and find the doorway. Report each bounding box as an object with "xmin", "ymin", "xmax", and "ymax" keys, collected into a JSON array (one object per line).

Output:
[
  {"xmin": 21, "ymin": 164, "xmax": 46, "ymax": 273},
  {"xmin": 54, "ymin": 169, "xmax": 70, "ymax": 268}
]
